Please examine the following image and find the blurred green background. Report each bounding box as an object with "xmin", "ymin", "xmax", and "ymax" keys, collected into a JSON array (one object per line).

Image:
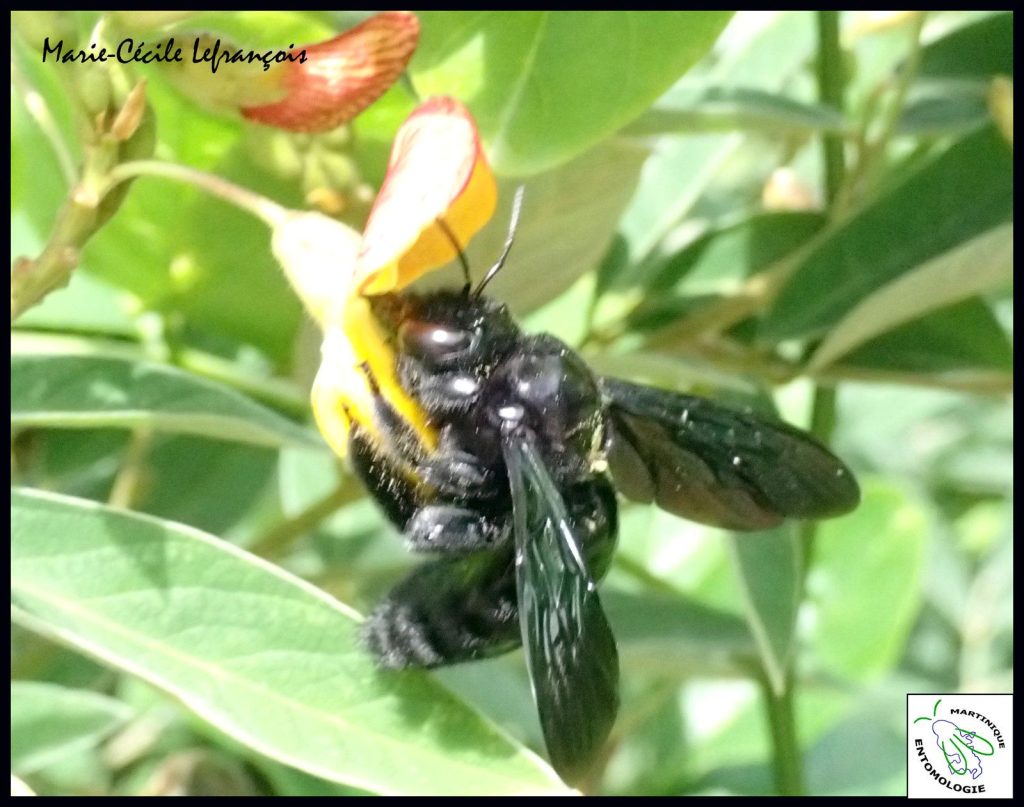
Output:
[{"xmin": 11, "ymin": 11, "xmax": 1013, "ymax": 796}]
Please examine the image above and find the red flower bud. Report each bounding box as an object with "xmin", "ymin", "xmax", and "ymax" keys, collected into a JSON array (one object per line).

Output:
[{"xmin": 242, "ymin": 11, "xmax": 420, "ymax": 133}]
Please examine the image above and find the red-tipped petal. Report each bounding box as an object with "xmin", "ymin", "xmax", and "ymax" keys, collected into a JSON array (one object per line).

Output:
[
  {"xmin": 242, "ymin": 11, "xmax": 420, "ymax": 133},
  {"xmin": 355, "ymin": 96, "xmax": 497, "ymax": 295}
]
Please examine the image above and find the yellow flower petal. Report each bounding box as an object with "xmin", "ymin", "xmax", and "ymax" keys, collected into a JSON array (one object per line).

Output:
[
  {"xmin": 355, "ymin": 96, "xmax": 497, "ymax": 295},
  {"xmin": 270, "ymin": 211, "xmax": 362, "ymax": 327}
]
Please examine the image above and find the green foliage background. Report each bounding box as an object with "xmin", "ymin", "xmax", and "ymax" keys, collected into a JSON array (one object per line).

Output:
[{"xmin": 10, "ymin": 10, "xmax": 1013, "ymax": 797}]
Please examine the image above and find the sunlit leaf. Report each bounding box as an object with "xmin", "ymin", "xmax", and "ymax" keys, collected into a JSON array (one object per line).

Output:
[
  {"xmin": 839, "ymin": 298, "xmax": 1012, "ymax": 375},
  {"xmin": 918, "ymin": 12, "xmax": 1012, "ymax": 80},
  {"xmin": 624, "ymin": 86, "xmax": 846, "ymax": 136},
  {"xmin": 412, "ymin": 12, "xmax": 733, "ymax": 175},
  {"xmin": 10, "ymin": 488, "xmax": 569, "ymax": 795},
  {"xmin": 11, "ymin": 354, "xmax": 322, "ymax": 450}
]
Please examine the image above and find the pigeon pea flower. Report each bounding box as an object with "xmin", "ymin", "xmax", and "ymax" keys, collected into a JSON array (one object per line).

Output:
[{"xmin": 309, "ymin": 96, "xmax": 498, "ymax": 458}]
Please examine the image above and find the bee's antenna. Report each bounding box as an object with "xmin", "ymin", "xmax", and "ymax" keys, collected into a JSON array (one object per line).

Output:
[
  {"xmin": 474, "ymin": 185, "xmax": 525, "ymax": 298},
  {"xmin": 434, "ymin": 216, "xmax": 472, "ymax": 291}
]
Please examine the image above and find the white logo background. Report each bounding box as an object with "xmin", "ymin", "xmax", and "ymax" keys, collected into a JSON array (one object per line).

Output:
[{"xmin": 908, "ymin": 693, "xmax": 1013, "ymax": 799}]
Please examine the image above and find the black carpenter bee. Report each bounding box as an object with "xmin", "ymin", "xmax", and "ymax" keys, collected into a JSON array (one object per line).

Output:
[{"xmin": 343, "ymin": 191, "xmax": 860, "ymax": 784}]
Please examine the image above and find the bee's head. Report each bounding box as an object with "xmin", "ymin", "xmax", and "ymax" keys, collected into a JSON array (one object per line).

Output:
[{"xmin": 368, "ymin": 290, "xmax": 521, "ymax": 371}]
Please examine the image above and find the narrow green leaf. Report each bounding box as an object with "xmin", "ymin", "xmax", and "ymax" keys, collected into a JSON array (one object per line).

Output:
[
  {"xmin": 896, "ymin": 80, "xmax": 990, "ymax": 136},
  {"xmin": 625, "ymin": 86, "xmax": 847, "ymax": 136},
  {"xmin": 840, "ymin": 298, "xmax": 1012, "ymax": 374},
  {"xmin": 10, "ymin": 354, "xmax": 322, "ymax": 450},
  {"xmin": 729, "ymin": 527, "xmax": 802, "ymax": 696},
  {"xmin": 761, "ymin": 126, "xmax": 1013, "ymax": 341},
  {"xmin": 614, "ymin": 134, "xmax": 742, "ymax": 270},
  {"xmin": 918, "ymin": 12, "xmax": 1013, "ymax": 80},
  {"xmin": 10, "ymin": 489, "xmax": 567, "ymax": 795},
  {"xmin": 10, "ymin": 682, "xmax": 132, "ymax": 776},
  {"xmin": 412, "ymin": 11, "xmax": 732, "ymax": 175},
  {"xmin": 809, "ymin": 224, "xmax": 1013, "ymax": 370}
]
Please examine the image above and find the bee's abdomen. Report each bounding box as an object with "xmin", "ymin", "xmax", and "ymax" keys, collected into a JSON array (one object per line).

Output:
[{"xmin": 361, "ymin": 551, "xmax": 521, "ymax": 669}]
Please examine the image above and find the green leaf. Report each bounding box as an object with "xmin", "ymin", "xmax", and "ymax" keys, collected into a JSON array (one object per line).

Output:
[
  {"xmin": 412, "ymin": 11, "xmax": 732, "ymax": 175},
  {"xmin": 761, "ymin": 126, "xmax": 1013, "ymax": 341},
  {"xmin": 655, "ymin": 212, "xmax": 826, "ymax": 293},
  {"xmin": 729, "ymin": 527, "xmax": 801, "ymax": 695},
  {"xmin": 10, "ymin": 681, "xmax": 132, "ymax": 775},
  {"xmin": 624, "ymin": 86, "xmax": 846, "ymax": 136},
  {"xmin": 840, "ymin": 298, "xmax": 1012, "ymax": 375},
  {"xmin": 613, "ymin": 134, "xmax": 742, "ymax": 271},
  {"xmin": 919, "ymin": 12, "xmax": 1013, "ymax": 80},
  {"xmin": 809, "ymin": 224, "xmax": 1013, "ymax": 370},
  {"xmin": 895, "ymin": 79, "xmax": 990, "ymax": 136},
  {"xmin": 808, "ymin": 481, "xmax": 927, "ymax": 681},
  {"xmin": 10, "ymin": 354, "xmax": 322, "ymax": 450},
  {"xmin": 10, "ymin": 489, "xmax": 568, "ymax": 795}
]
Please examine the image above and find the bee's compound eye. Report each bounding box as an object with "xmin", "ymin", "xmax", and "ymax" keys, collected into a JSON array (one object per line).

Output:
[{"xmin": 398, "ymin": 321, "xmax": 475, "ymax": 365}]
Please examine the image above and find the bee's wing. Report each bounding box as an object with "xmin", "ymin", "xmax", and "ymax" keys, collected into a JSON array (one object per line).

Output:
[
  {"xmin": 502, "ymin": 430, "xmax": 619, "ymax": 785},
  {"xmin": 601, "ymin": 377, "xmax": 860, "ymax": 531}
]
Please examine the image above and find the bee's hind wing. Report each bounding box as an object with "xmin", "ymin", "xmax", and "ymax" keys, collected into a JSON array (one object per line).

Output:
[{"xmin": 601, "ymin": 377, "xmax": 860, "ymax": 531}]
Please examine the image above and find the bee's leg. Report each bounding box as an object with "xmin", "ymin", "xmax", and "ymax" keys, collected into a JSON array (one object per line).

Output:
[
  {"xmin": 418, "ymin": 453, "xmax": 493, "ymax": 497},
  {"xmin": 416, "ymin": 423, "xmax": 499, "ymax": 498},
  {"xmin": 362, "ymin": 550, "xmax": 520, "ymax": 669},
  {"xmin": 404, "ymin": 504, "xmax": 510, "ymax": 553}
]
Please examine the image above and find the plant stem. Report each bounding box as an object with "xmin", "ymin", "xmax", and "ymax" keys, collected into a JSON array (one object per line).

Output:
[
  {"xmin": 108, "ymin": 428, "xmax": 153, "ymax": 510},
  {"xmin": 762, "ymin": 673, "xmax": 804, "ymax": 796},
  {"xmin": 817, "ymin": 11, "xmax": 846, "ymax": 207},
  {"xmin": 105, "ymin": 160, "xmax": 288, "ymax": 227},
  {"xmin": 762, "ymin": 13, "xmax": 849, "ymax": 797},
  {"xmin": 798, "ymin": 387, "xmax": 836, "ymax": 582},
  {"xmin": 249, "ymin": 480, "xmax": 363, "ymax": 558}
]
